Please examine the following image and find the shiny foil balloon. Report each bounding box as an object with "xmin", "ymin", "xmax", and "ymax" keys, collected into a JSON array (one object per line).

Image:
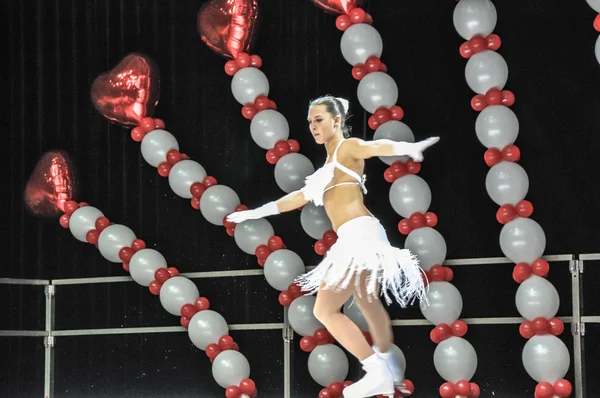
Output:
[
  {"xmin": 24, "ymin": 150, "xmax": 77, "ymax": 217},
  {"xmin": 91, "ymin": 53, "xmax": 160, "ymax": 126},
  {"xmin": 197, "ymin": 0, "xmax": 260, "ymax": 59},
  {"xmin": 311, "ymin": 0, "xmax": 363, "ymax": 14}
]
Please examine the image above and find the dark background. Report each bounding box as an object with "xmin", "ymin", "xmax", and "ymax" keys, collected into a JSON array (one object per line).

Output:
[{"xmin": 2, "ymin": 0, "xmax": 600, "ymax": 396}]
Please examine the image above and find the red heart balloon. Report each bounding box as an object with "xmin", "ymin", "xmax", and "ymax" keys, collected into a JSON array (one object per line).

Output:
[
  {"xmin": 197, "ymin": 0, "xmax": 260, "ymax": 59},
  {"xmin": 310, "ymin": 0, "xmax": 362, "ymax": 14},
  {"xmin": 24, "ymin": 151, "xmax": 78, "ymax": 218},
  {"xmin": 91, "ymin": 53, "xmax": 160, "ymax": 126}
]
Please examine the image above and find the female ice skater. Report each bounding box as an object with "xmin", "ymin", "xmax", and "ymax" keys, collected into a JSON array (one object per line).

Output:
[{"xmin": 227, "ymin": 95, "xmax": 438, "ymax": 398}]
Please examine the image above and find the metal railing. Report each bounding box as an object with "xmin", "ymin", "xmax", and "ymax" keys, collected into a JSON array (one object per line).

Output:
[{"xmin": 0, "ymin": 253, "xmax": 595, "ymax": 398}]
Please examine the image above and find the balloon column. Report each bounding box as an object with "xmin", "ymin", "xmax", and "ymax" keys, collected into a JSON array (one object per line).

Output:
[
  {"xmin": 587, "ymin": 0, "xmax": 600, "ymax": 64},
  {"xmin": 452, "ymin": 1, "xmax": 572, "ymax": 397},
  {"xmin": 310, "ymin": 1, "xmax": 481, "ymax": 397}
]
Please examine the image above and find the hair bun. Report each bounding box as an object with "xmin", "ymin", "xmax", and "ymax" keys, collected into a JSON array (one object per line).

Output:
[{"xmin": 336, "ymin": 97, "xmax": 350, "ymax": 115}]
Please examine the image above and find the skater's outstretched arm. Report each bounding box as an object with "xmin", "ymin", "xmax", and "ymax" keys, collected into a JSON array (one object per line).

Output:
[
  {"xmin": 343, "ymin": 136, "xmax": 440, "ymax": 162},
  {"xmin": 226, "ymin": 190, "xmax": 308, "ymax": 224}
]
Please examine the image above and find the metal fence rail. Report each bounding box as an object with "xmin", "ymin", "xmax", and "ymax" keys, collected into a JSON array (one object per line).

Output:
[{"xmin": 1, "ymin": 253, "xmax": 597, "ymax": 398}]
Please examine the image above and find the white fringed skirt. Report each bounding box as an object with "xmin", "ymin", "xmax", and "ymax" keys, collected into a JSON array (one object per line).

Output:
[{"xmin": 295, "ymin": 216, "xmax": 427, "ymax": 307}]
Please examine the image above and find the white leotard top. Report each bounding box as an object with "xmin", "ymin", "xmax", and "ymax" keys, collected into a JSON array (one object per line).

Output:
[{"xmin": 301, "ymin": 139, "xmax": 367, "ymax": 206}]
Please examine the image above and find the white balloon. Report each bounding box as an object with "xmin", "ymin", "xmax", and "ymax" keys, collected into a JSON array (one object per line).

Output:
[
  {"xmin": 500, "ymin": 217, "xmax": 546, "ymax": 264},
  {"xmin": 373, "ymin": 121, "xmax": 415, "ymax": 165},
  {"xmin": 69, "ymin": 206, "xmax": 104, "ymax": 242},
  {"xmin": 129, "ymin": 249, "xmax": 167, "ymax": 287},
  {"xmin": 587, "ymin": 0, "xmax": 600, "ymax": 13},
  {"xmin": 250, "ymin": 110, "xmax": 290, "ymax": 149},
  {"xmin": 340, "ymin": 23, "xmax": 383, "ymax": 66},
  {"xmin": 522, "ymin": 335, "xmax": 570, "ymax": 383},
  {"xmin": 140, "ymin": 129, "xmax": 179, "ymax": 167},
  {"xmin": 188, "ymin": 310, "xmax": 229, "ymax": 350},
  {"xmin": 168, "ymin": 160, "xmax": 207, "ymax": 199},
  {"xmin": 389, "ymin": 174, "xmax": 432, "ymax": 218},
  {"xmin": 274, "ymin": 153, "xmax": 315, "ymax": 193},
  {"xmin": 212, "ymin": 350, "xmax": 250, "ymax": 389},
  {"xmin": 308, "ymin": 344, "xmax": 349, "ymax": 387},
  {"xmin": 159, "ymin": 276, "xmax": 199, "ymax": 316},
  {"xmin": 263, "ymin": 249, "xmax": 305, "ymax": 291},
  {"xmin": 357, "ymin": 72, "xmax": 398, "ymax": 114},
  {"xmin": 199, "ymin": 185, "xmax": 241, "ymax": 226},
  {"xmin": 465, "ymin": 50, "xmax": 508, "ymax": 94},
  {"xmin": 288, "ymin": 295, "xmax": 324, "ymax": 336},
  {"xmin": 596, "ymin": 35, "xmax": 600, "ymax": 65},
  {"xmin": 343, "ymin": 298, "xmax": 369, "ymax": 332},
  {"xmin": 231, "ymin": 67, "xmax": 269, "ymax": 105},
  {"xmin": 420, "ymin": 282, "xmax": 463, "ymax": 325},
  {"xmin": 434, "ymin": 337, "xmax": 478, "ymax": 383},
  {"xmin": 515, "ymin": 276, "xmax": 560, "ymax": 320},
  {"xmin": 485, "ymin": 161, "xmax": 529, "ymax": 206},
  {"xmin": 405, "ymin": 227, "xmax": 447, "ymax": 271},
  {"xmin": 97, "ymin": 224, "xmax": 137, "ymax": 263},
  {"xmin": 300, "ymin": 202, "xmax": 332, "ymax": 240},
  {"xmin": 453, "ymin": 0, "xmax": 497, "ymax": 40},
  {"xmin": 475, "ymin": 105, "xmax": 519, "ymax": 148}
]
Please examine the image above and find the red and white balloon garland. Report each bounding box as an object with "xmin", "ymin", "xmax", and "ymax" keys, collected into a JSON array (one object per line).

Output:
[
  {"xmin": 453, "ymin": 0, "xmax": 571, "ymax": 397},
  {"xmin": 57, "ymin": 199, "xmax": 257, "ymax": 398},
  {"xmin": 586, "ymin": 0, "xmax": 600, "ymax": 65},
  {"xmin": 319, "ymin": 3, "xmax": 481, "ymax": 397}
]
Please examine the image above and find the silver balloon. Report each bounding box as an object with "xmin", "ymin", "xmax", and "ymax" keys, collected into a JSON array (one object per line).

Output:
[
  {"xmin": 300, "ymin": 202, "xmax": 332, "ymax": 240},
  {"xmin": 97, "ymin": 224, "xmax": 137, "ymax": 263},
  {"xmin": 340, "ymin": 23, "xmax": 383, "ymax": 66},
  {"xmin": 129, "ymin": 249, "xmax": 167, "ymax": 287},
  {"xmin": 465, "ymin": 50, "xmax": 508, "ymax": 94},
  {"xmin": 357, "ymin": 72, "xmax": 398, "ymax": 114},
  {"xmin": 68, "ymin": 206, "xmax": 104, "ymax": 242},
  {"xmin": 420, "ymin": 282, "xmax": 463, "ymax": 325},
  {"xmin": 485, "ymin": 161, "xmax": 529, "ymax": 206},
  {"xmin": 308, "ymin": 344, "xmax": 349, "ymax": 387},
  {"xmin": 405, "ymin": 227, "xmax": 447, "ymax": 271},
  {"xmin": 159, "ymin": 276, "xmax": 200, "ymax": 316},
  {"xmin": 233, "ymin": 218, "xmax": 275, "ymax": 255},
  {"xmin": 587, "ymin": 0, "xmax": 600, "ymax": 12},
  {"xmin": 499, "ymin": 217, "xmax": 546, "ymax": 264},
  {"xmin": 373, "ymin": 121, "xmax": 415, "ymax": 165},
  {"xmin": 383, "ymin": 344, "xmax": 407, "ymax": 376},
  {"xmin": 274, "ymin": 153, "xmax": 315, "ymax": 193},
  {"xmin": 475, "ymin": 105, "xmax": 519, "ymax": 149},
  {"xmin": 212, "ymin": 350, "xmax": 251, "ymax": 389},
  {"xmin": 250, "ymin": 110, "xmax": 290, "ymax": 150},
  {"xmin": 596, "ymin": 35, "xmax": 600, "ymax": 65},
  {"xmin": 199, "ymin": 185, "xmax": 241, "ymax": 226},
  {"xmin": 453, "ymin": 0, "xmax": 497, "ymax": 40},
  {"xmin": 288, "ymin": 295, "xmax": 324, "ymax": 336},
  {"xmin": 342, "ymin": 298, "xmax": 369, "ymax": 332},
  {"xmin": 168, "ymin": 160, "xmax": 207, "ymax": 199},
  {"xmin": 522, "ymin": 335, "xmax": 570, "ymax": 383},
  {"xmin": 433, "ymin": 336, "xmax": 478, "ymax": 383},
  {"xmin": 231, "ymin": 67, "xmax": 269, "ymax": 105},
  {"xmin": 188, "ymin": 310, "xmax": 229, "ymax": 350},
  {"xmin": 263, "ymin": 249, "xmax": 306, "ymax": 291},
  {"xmin": 515, "ymin": 276, "xmax": 560, "ymax": 321},
  {"xmin": 140, "ymin": 129, "xmax": 179, "ymax": 167},
  {"xmin": 389, "ymin": 175, "xmax": 432, "ymax": 218}
]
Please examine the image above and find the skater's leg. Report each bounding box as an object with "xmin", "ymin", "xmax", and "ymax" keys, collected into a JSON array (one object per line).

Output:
[{"xmin": 352, "ymin": 278, "xmax": 393, "ymax": 353}]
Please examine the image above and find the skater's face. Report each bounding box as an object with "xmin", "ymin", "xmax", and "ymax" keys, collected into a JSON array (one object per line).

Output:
[{"xmin": 307, "ymin": 104, "xmax": 342, "ymax": 145}]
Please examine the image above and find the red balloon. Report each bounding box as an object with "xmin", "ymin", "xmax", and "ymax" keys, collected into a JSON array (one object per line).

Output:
[
  {"xmin": 485, "ymin": 88, "xmax": 502, "ymax": 105},
  {"xmin": 389, "ymin": 106, "xmax": 404, "ymax": 121},
  {"xmin": 287, "ymin": 283, "xmax": 302, "ymax": 298},
  {"xmin": 86, "ymin": 230, "xmax": 99, "ymax": 245},
  {"xmin": 119, "ymin": 247, "xmax": 135, "ymax": 263},
  {"xmin": 59, "ymin": 214, "xmax": 70, "ymax": 228},
  {"xmin": 318, "ymin": 388, "xmax": 332, "ymax": 398},
  {"xmin": 368, "ymin": 115, "xmax": 379, "ymax": 130},
  {"xmin": 501, "ymin": 90, "xmax": 515, "ymax": 106},
  {"xmin": 455, "ymin": 380, "xmax": 471, "ymax": 395},
  {"xmin": 535, "ymin": 382, "xmax": 555, "ymax": 398},
  {"xmin": 310, "ymin": 0, "xmax": 362, "ymax": 14},
  {"xmin": 471, "ymin": 94, "xmax": 486, "ymax": 111},
  {"xmin": 328, "ymin": 382, "xmax": 344, "ymax": 396},
  {"xmin": 336, "ymin": 15, "xmax": 352, "ymax": 31},
  {"xmin": 469, "ymin": 382, "xmax": 481, "ymax": 397},
  {"xmin": 519, "ymin": 321, "xmax": 534, "ymax": 339},
  {"xmin": 131, "ymin": 239, "xmax": 146, "ymax": 251},
  {"xmin": 502, "ymin": 144, "xmax": 521, "ymax": 162},
  {"xmin": 391, "ymin": 161, "xmax": 407, "ymax": 178},
  {"xmin": 155, "ymin": 268, "xmax": 171, "ymax": 283},
  {"xmin": 451, "ymin": 320, "xmax": 468, "ymax": 337},
  {"xmin": 279, "ymin": 291, "xmax": 293, "ymax": 306},
  {"xmin": 533, "ymin": 317, "xmax": 550, "ymax": 335},
  {"xmin": 439, "ymin": 382, "xmax": 456, "ymax": 398},
  {"xmin": 397, "ymin": 219, "xmax": 412, "ymax": 235},
  {"xmin": 460, "ymin": 42, "xmax": 473, "ymax": 58},
  {"xmin": 274, "ymin": 140, "xmax": 290, "ymax": 156},
  {"xmin": 553, "ymin": 379, "xmax": 572, "ymax": 397},
  {"xmin": 91, "ymin": 53, "xmax": 160, "ymax": 126},
  {"xmin": 314, "ymin": 328, "xmax": 332, "ymax": 344},
  {"xmin": 226, "ymin": 385, "xmax": 241, "ymax": 398},
  {"xmin": 181, "ymin": 304, "xmax": 198, "ymax": 319},
  {"xmin": 240, "ymin": 378, "xmax": 256, "ymax": 394},
  {"xmin": 224, "ymin": 60, "xmax": 239, "ymax": 76},
  {"xmin": 180, "ymin": 316, "xmax": 190, "ymax": 329},
  {"xmin": 531, "ymin": 259, "xmax": 549, "ymax": 277},
  {"xmin": 595, "ymin": 14, "xmax": 600, "ymax": 32},
  {"xmin": 469, "ymin": 35, "xmax": 486, "ymax": 53},
  {"xmin": 352, "ymin": 64, "xmax": 367, "ymax": 80},
  {"xmin": 443, "ymin": 267, "xmax": 453, "ymax": 281},
  {"xmin": 496, "ymin": 204, "xmax": 517, "ymax": 224},
  {"xmin": 315, "ymin": 240, "xmax": 328, "ymax": 256},
  {"xmin": 250, "ymin": 55, "xmax": 262, "ymax": 68},
  {"xmin": 287, "ymin": 139, "xmax": 300, "ymax": 153},
  {"xmin": 323, "ymin": 230, "xmax": 338, "ymax": 246},
  {"xmin": 197, "ymin": 0, "xmax": 259, "ymax": 59},
  {"xmin": 409, "ymin": 213, "xmax": 426, "ymax": 229},
  {"xmin": 268, "ymin": 235, "xmax": 284, "ymax": 251},
  {"xmin": 424, "ymin": 212, "xmax": 438, "ymax": 227},
  {"xmin": 95, "ymin": 217, "xmax": 111, "ymax": 232},
  {"xmin": 194, "ymin": 297, "xmax": 210, "ymax": 311},
  {"xmin": 25, "ymin": 151, "xmax": 78, "ymax": 218},
  {"xmin": 484, "ymin": 148, "xmax": 502, "ymax": 167},
  {"xmin": 486, "ymin": 34, "xmax": 502, "ymax": 51},
  {"xmin": 255, "ymin": 244, "xmax": 271, "ymax": 259},
  {"xmin": 516, "ymin": 200, "xmax": 534, "ymax": 218},
  {"xmin": 149, "ymin": 280, "xmax": 162, "ymax": 295},
  {"xmin": 549, "ymin": 318, "xmax": 564, "ymax": 336},
  {"xmin": 300, "ymin": 336, "xmax": 316, "ymax": 352},
  {"xmin": 266, "ymin": 149, "xmax": 279, "ymax": 165},
  {"xmin": 348, "ymin": 8, "xmax": 366, "ymax": 24},
  {"xmin": 365, "ymin": 56, "xmax": 382, "ymax": 73},
  {"xmin": 513, "ymin": 262, "xmax": 532, "ymax": 283},
  {"xmin": 384, "ymin": 168, "xmax": 396, "ymax": 183},
  {"xmin": 405, "ymin": 159, "xmax": 421, "ymax": 174},
  {"xmin": 429, "ymin": 265, "xmax": 445, "ymax": 282}
]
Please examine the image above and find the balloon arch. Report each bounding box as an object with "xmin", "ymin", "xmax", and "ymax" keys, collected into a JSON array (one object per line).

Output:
[{"xmin": 28, "ymin": 0, "xmax": 600, "ymax": 396}]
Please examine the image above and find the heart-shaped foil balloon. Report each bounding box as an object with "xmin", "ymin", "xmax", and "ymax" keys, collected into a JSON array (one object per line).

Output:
[
  {"xmin": 197, "ymin": 0, "xmax": 260, "ymax": 59},
  {"xmin": 310, "ymin": 0, "xmax": 362, "ymax": 14},
  {"xmin": 91, "ymin": 53, "xmax": 160, "ymax": 126},
  {"xmin": 24, "ymin": 150, "xmax": 78, "ymax": 218}
]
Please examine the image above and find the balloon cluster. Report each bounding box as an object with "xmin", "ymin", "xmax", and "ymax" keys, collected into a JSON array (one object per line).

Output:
[
  {"xmin": 312, "ymin": 1, "xmax": 481, "ymax": 396},
  {"xmin": 439, "ymin": 380, "xmax": 480, "ymax": 398},
  {"xmin": 586, "ymin": 0, "xmax": 600, "ymax": 64},
  {"xmin": 453, "ymin": 1, "xmax": 572, "ymax": 396},
  {"xmin": 55, "ymin": 198, "xmax": 257, "ymax": 397}
]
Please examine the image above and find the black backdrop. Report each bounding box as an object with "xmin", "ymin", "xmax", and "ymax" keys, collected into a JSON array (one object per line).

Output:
[{"xmin": 2, "ymin": 0, "xmax": 600, "ymax": 397}]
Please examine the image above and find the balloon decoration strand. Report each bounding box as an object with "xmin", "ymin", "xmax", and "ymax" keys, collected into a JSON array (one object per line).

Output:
[
  {"xmin": 452, "ymin": 1, "xmax": 572, "ymax": 397},
  {"xmin": 587, "ymin": 0, "xmax": 600, "ymax": 64},
  {"xmin": 311, "ymin": 1, "xmax": 481, "ymax": 396},
  {"xmin": 54, "ymin": 198, "xmax": 257, "ymax": 398}
]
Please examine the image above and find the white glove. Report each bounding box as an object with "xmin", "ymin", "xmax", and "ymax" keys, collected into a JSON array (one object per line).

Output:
[
  {"xmin": 226, "ymin": 201, "xmax": 280, "ymax": 224},
  {"xmin": 392, "ymin": 136, "xmax": 439, "ymax": 162}
]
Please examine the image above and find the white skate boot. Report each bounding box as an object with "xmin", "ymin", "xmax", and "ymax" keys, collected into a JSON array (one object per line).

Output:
[
  {"xmin": 373, "ymin": 346, "xmax": 411, "ymax": 395},
  {"xmin": 342, "ymin": 354, "xmax": 394, "ymax": 398}
]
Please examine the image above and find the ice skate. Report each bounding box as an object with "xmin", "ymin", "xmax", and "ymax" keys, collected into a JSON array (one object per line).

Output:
[{"xmin": 342, "ymin": 354, "xmax": 395, "ymax": 398}]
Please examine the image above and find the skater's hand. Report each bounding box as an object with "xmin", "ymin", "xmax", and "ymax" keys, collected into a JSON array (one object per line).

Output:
[{"xmin": 226, "ymin": 209, "xmax": 262, "ymax": 224}]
